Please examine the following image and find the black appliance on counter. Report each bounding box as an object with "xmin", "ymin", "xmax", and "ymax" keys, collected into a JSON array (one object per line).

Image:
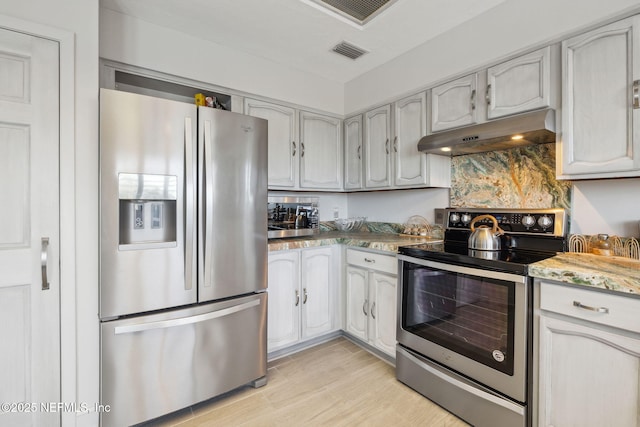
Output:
[{"xmin": 396, "ymin": 208, "xmax": 567, "ymax": 427}]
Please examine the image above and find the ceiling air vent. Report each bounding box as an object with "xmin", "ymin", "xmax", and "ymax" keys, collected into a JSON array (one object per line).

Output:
[
  {"xmin": 305, "ymin": 0, "xmax": 399, "ymax": 25},
  {"xmin": 332, "ymin": 41, "xmax": 368, "ymax": 60}
]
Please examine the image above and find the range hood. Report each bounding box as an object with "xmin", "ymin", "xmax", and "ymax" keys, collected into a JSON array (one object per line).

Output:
[{"xmin": 418, "ymin": 108, "xmax": 556, "ymax": 156}]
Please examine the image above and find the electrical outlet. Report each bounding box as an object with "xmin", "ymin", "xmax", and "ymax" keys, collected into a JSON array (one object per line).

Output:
[{"xmin": 333, "ymin": 207, "xmax": 339, "ymax": 219}]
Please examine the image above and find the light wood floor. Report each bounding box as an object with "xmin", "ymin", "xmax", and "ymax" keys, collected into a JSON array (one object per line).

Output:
[{"xmin": 144, "ymin": 337, "xmax": 470, "ymax": 426}]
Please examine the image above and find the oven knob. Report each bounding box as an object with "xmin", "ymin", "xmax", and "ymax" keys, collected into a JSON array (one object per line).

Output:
[
  {"xmin": 521, "ymin": 214, "xmax": 536, "ymax": 228},
  {"xmin": 461, "ymin": 213, "xmax": 472, "ymax": 225},
  {"xmin": 449, "ymin": 213, "xmax": 460, "ymax": 224},
  {"xmin": 538, "ymin": 215, "xmax": 553, "ymax": 229}
]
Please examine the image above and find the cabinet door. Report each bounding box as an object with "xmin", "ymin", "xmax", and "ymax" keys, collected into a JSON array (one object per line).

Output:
[
  {"xmin": 430, "ymin": 74, "xmax": 478, "ymax": 132},
  {"xmin": 559, "ymin": 16, "xmax": 640, "ymax": 178},
  {"xmin": 267, "ymin": 251, "xmax": 300, "ymax": 352},
  {"xmin": 487, "ymin": 46, "xmax": 551, "ymax": 119},
  {"xmin": 344, "ymin": 115, "xmax": 363, "ymax": 190},
  {"xmin": 394, "ymin": 92, "xmax": 428, "ymax": 187},
  {"xmin": 300, "ymin": 247, "xmax": 334, "ymax": 339},
  {"xmin": 244, "ymin": 98, "xmax": 298, "ymax": 188},
  {"xmin": 370, "ymin": 272, "xmax": 397, "ymax": 357},
  {"xmin": 364, "ymin": 105, "xmax": 392, "ymax": 188},
  {"xmin": 538, "ymin": 314, "xmax": 640, "ymax": 427},
  {"xmin": 345, "ymin": 266, "xmax": 369, "ymax": 341},
  {"xmin": 299, "ymin": 111, "xmax": 343, "ymax": 189}
]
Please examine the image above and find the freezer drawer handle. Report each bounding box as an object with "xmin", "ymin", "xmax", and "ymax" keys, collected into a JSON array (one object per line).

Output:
[{"xmin": 113, "ymin": 299, "xmax": 261, "ymax": 335}]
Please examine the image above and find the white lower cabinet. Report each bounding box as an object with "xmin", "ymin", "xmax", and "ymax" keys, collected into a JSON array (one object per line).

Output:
[
  {"xmin": 267, "ymin": 246, "xmax": 339, "ymax": 353},
  {"xmin": 535, "ymin": 280, "xmax": 640, "ymax": 427},
  {"xmin": 345, "ymin": 249, "xmax": 397, "ymax": 357}
]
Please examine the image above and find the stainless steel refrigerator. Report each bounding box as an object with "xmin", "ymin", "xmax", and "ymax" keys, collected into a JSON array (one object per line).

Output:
[{"xmin": 99, "ymin": 89, "xmax": 268, "ymax": 427}]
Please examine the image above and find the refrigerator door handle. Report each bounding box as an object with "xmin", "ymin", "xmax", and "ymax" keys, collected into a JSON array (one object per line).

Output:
[
  {"xmin": 184, "ymin": 117, "xmax": 194, "ymax": 290},
  {"xmin": 113, "ymin": 298, "xmax": 261, "ymax": 335},
  {"xmin": 203, "ymin": 120, "xmax": 214, "ymax": 288}
]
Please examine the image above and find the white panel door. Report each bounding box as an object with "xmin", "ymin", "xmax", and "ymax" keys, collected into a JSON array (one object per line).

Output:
[
  {"xmin": 364, "ymin": 104, "xmax": 392, "ymax": 188},
  {"xmin": 430, "ymin": 73, "xmax": 478, "ymax": 132},
  {"xmin": 299, "ymin": 111, "xmax": 343, "ymax": 190},
  {"xmin": 267, "ymin": 251, "xmax": 300, "ymax": 352},
  {"xmin": 370, "ymin": 272, "xmax": 397, "ymax": 357},
  {"xmin": 244, "ymin": 98, "xmax": 298, "ymax": 188},
  {"xmin": 487, "ymin": 46, "xmax": 551, "ymax": 119},
  {"xmin": 345, "ymin": 266, "xmax": 368, "ymax": 341},
  {"xmin": 0, "ymin": 28, "xmax": 60, "ymax": 426},
  {"xmin": 344, "ymin": 115, "xmax": 363, "ymax": 190},
  {"xmin": 394, "ymin": 92, "xmax": 428, "ymax": 187},
  {"xmin": 559, "ymin": 16, "xmax": 640, "ymax": 178},
  {"xmin": 300, "ymin": 247, "xmax": 333, "ymax": 339}
]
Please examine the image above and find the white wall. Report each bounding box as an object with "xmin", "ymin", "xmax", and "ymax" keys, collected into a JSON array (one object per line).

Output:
[
  {"xmin": 0, "ymin": 1, "xmax": 99, "ymax": 426},
  {"xmin": 347, "ymin": 188, "xmax": 450, "ymax": 224},
  {"xmin": 571, "ymin": 179, "xmax": 640, "ymax": 237},
  {"xmin": 100, "ymin": 8, "xmax": 344, "ymax": 115}
]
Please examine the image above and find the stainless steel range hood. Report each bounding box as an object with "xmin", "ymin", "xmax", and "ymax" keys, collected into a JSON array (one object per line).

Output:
[{"xmin": 418, "ymin": 108, "xmax": 556, "ymax": 156}]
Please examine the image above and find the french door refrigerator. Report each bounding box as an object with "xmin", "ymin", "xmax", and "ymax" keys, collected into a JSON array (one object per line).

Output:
[{"xmin": 99, "ymin": 89, "xmax": 268, "ymax": 427}]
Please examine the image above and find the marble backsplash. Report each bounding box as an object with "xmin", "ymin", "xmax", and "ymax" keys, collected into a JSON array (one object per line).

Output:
[{"xmin": 450, "ymin": 143, "xmax": 571, "ymax": 210}]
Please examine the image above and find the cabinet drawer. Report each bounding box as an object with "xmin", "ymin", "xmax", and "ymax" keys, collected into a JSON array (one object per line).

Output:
[
  {"xmin": 540, "ymin": 281, "xmax": 640, "ymax": 334},
  {"xmin": 346, "ymin": 249, "xmax": 397, "ymax": 275}
]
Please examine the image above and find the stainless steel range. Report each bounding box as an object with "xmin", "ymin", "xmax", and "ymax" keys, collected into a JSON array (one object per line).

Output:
[{"xmin": 396, "ymin": 208, "xmax": 568, "ymax": 427}]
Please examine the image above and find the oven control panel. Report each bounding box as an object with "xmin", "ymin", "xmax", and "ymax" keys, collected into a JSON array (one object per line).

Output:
[{"xmin": 445, "ymin": 208, "xmax": 567, "ymax": 236}]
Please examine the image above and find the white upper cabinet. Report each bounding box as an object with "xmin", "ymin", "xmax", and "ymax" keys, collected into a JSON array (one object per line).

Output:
[
  {"xmin": 244, "ymin": 98, "xmax": 297, "ymax": 188},
  {"xmin": 299, "ymin": 111, "xmax": 343, "ymax": 190},
  {"xmin": 344, "ymin": 115, "xmax": 363, "ymax": 190},
  {"xmin": 394, "ymin": 91, "xmax": 451, "ymax": 188},
  {"xmin": 487, "ymin": 46, "xmax": 552, "ymax": 119},
  {"xmin": 430, "ymin": 73, "xmax": 478, "ymax": 132},
  {"xmin": 364, "ymin": 104, "xmax": 392, "ymax": 188},
  {"xmin": 245, "ymin": 98, "xmax": 343, "ymax": 190},
  {"xmin": 394, "ymin": 92, "xmax": 428, "ymax": 187},
  {"xmin": 558, "ymin": 15, "xmax": 640, "ymax": 179}
]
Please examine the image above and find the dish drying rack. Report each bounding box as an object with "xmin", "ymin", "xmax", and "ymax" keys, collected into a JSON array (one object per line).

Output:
[
  {"xmin": 568, "ymin": 234, "xmax": 640, "ymax": 260},
  {"xmin": 401, "ymin": 215, "xmax": 437, "ymax": 237}
]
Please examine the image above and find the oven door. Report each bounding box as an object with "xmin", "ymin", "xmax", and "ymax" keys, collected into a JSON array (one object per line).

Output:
[{"xmin": 397, "ymin": 255, "xmax": 529, "ymax": 402}]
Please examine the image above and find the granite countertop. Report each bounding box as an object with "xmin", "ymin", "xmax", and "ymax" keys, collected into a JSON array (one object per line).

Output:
[
  {"xmin": 530, "ymin": 252, "xmax": 640, "ymax": 295},
  {"xmin": 268, "ymin": 231, "xmax": 442, "ymax": 253}
]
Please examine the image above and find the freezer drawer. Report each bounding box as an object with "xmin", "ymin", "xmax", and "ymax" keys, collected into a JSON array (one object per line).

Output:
[{"xmin": 100, "ymin": 293, "xmax": 267, "ymax": 427}]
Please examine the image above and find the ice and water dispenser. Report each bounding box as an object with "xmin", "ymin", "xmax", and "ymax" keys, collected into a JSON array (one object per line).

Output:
[{"xmin": 118, "ymin": 173, "xmax": 177, "ymax": 249}]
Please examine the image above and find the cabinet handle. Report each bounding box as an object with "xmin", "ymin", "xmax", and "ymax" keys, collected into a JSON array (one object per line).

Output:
[
  {"xmin": 470, "ymin": 89, "xmax": 476, "ymax": 110},
  {"xmin": 295, "ymin": 290, "xmax": 300, "ymax": 306},
  {"xmin": 385, "ymin": 138, "xmax": 389, "ymax": 154},
  {"xmin": 363, "ymin": 300, "xmax": 368, "ymax": 316},
  {"xmin": 634, "ymin": 80, "xmax": 640, "ymax": 109},
  {"xmin": 486, "ymin": 84, "xmax": 491, "ymax": 105},
  {"xmin": 393, "ymin": 136, "xmax": 398, "ymax": 153},
  {"xmin": 573, "ymin": 300, "xmax": 609, "ymax": 314},
  {"xmin": 292, "ymin": 141, "xmax": 297, "ymax": 157},
  {"xmin": 301, "ymin": 142, "xmax": 305, "ymax": 157},
  {"xmin": 370, "ymin": 302, "xmax": 376, "ymax": 319},
  {"xmin": 357, "ymin": 145, "xmax": 361, "ymax": 160},
  {"xmin": 303, "ymin": 288, "xmax": 308, "ymax": 304},
  {"xmin": 364, "ymin": 257, "xmax": 376, "ymax": 263},
  {"xmin": 41, "ymin": 237, "xmax": 50, "ymax": 290}
]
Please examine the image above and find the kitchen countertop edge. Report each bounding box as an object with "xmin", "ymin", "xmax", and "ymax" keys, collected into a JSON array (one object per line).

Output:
[{"xmin": 530, "ymin": 252, "xmax": 640, "ymax": 297}]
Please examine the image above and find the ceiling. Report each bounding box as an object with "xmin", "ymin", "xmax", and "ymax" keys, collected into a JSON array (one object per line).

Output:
[{"xmin": 100, "ymin": 0, "xmax": 507, "ymax": 84}]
